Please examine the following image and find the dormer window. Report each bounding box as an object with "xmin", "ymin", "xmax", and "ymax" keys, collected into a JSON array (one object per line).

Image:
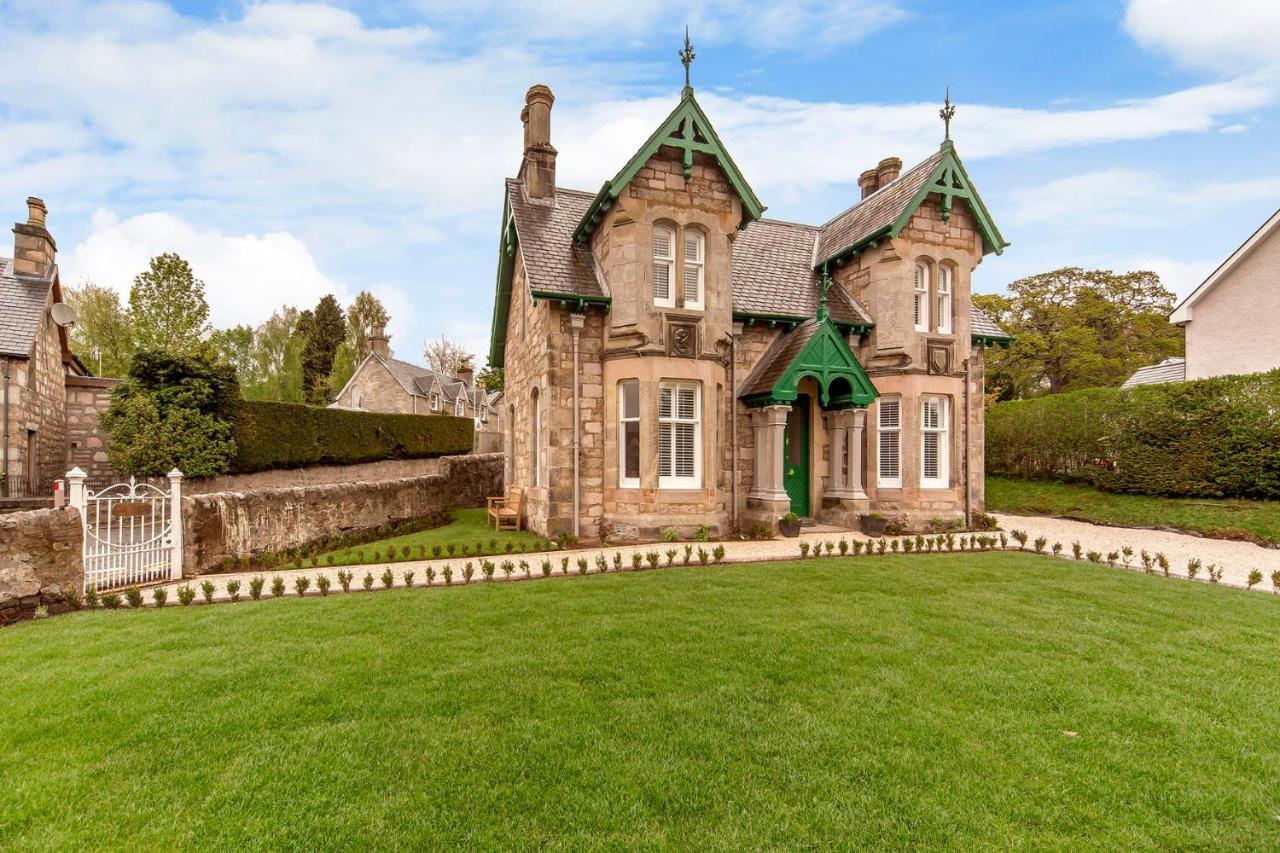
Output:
[
  {"xmin": 682, "ymin": 230, "xmax": 704, "ymax": 310},
  {"xmin": 431, "ymin": 393, "xmax": 440, "ymax": 411},
  {"xmin": 914, "ymin": 261, "xmax": 929, "ymax": 332},
  {"xmin": 653, "ymin": 225, "xmax": 675, "ymax": 308}
]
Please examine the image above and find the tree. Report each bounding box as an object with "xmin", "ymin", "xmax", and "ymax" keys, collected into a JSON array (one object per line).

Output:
[
  {"xmin": 423, "ymin": 334, "xmax": 473, "ymax": 380},
  {"xmin": 208, "ymin": 325, "xmax": 256, "ymax": 385},
  {"xmin": 329, "ymin": 290, "xmax": 390, "ymax": 394},
  {"xmin": 126, "ymin": 253, "xmax": 211, "ymax": 355},
  {"xmin": 300, "ymin": 295, "xmax": 344, "ymax": 405},
  {"xmin": 975, "ymin": 267, "xmax": 1185, "ymax": 401},
  {"xmin": 476, "ymin": 363, "xmax": 504, "ymax": 392},
  {"xmin": 100, "ymin": 350, "xmax": 239, "ymax": 477},
  {"xmin": 64, "ymin": 282, "xmax": 134, "ymax": 376},
  {"xmin": 234, "ymin": 306, "xmax": 306, "ymax": 402}
]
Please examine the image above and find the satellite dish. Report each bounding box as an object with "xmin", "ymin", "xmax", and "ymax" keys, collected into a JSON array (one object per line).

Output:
[{"xmin": 50, "ymin": 302, "xmax": 77, "ymax": 327}]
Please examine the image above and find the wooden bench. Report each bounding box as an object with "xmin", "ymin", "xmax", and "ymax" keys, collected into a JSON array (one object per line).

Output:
[{"xmin": 487, "ymin": 488, "xmax": 524, "ymax": 532}]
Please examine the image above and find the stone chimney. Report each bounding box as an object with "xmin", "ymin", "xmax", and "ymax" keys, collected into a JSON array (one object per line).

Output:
[
  {"xmin": 368, "ymin": 324, "xmax": 391, "ymax": 359},
  {"xmin": 875, "ymin": 157, "xmax": 902, "ymax": 188},
  {"xmin": 519, "ymin": 84, "xmax": 557, "ymax": 201},
  {"xmin": 858, "ymin": 169, "xmax": 879, "ymax": 200},
  {"xmin": 455, "ymin": 357, "xmax": 474, "ymax": 388},
  {"xmin": 12, "ymin": 196, "xmax": 56, "ymax": 277}
]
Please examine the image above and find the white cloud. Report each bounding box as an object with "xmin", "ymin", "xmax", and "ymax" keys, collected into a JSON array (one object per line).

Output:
[
  {"xmin": 1117, "ymin": 256, "xmax": 1216, "ymax": 299},
  {"xmin": 1125, "ymin": 0, "xmax": 1280, "ymax": 73},
  {"xmin": 1220, "ymin": 123, "xmax": 1249, "ymax": 134}
]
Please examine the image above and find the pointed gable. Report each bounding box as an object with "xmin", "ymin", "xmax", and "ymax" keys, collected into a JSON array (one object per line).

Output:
[
  {"xmin": 572, "ymin": 90, "xmax": 766, "ymax": 244},
  {"xmin": 740, "ymin": 317, "xmax": 878, "ymax": 409}
]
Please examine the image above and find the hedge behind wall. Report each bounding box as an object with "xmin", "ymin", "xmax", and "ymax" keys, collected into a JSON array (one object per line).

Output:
[
  {"xmin": 986, "ymin": 369, "xmax": 1280, "ymax": 499},
  {"xmin": 230, "ymin": 401, "xmax": 474, "ymax": 473}
]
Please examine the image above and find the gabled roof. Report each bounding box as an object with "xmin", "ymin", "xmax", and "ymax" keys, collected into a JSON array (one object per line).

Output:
[
  {"xmin": 971, "ymin": 307, "xmax": 1013, "ymax": 345},
  {"xmin": 1121, "ymin": 357, "xmax": 1185, "ymax": 389},
  {"xmin": 572, "ymin": 89, "xmax": 765, "ymax": 244},
  {"xmin": 739, "ymin": 317, "xmax": 878, "ymax": 409},
  {"xmin": 0, "ymin": 256, "xmax": 53, "ymax": 358},
  {"xmin": 340, "ymin": 351, "xmax": 490, "ymax": 410},
  {"xmin": 817, "ymin": 141, "xmax": 1007, "ymax": 266},
  {"xmin": 1170, "ymin": 208, "xmax": 1280, "ymax": 325},
  {"xmin": 507, "ymin": 181, "xmax": 603, "ymax": 299}
]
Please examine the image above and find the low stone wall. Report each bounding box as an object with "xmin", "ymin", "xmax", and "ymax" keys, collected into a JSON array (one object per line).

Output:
[
  {"xmin": 0, "ymin": 507, "xmax": 82, "ymax": 624},
  {"xmin": 182, "ymin": 453, "xmax": 503, "ymax": 573},
  {"xmin": 183, "ymin": 457, "xmax": 445, "ymax": 495}
]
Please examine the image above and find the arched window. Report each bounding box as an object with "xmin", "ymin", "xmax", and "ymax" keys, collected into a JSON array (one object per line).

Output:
[
  {"xmin": 530, "ymin": 387, "xmax": 541, "ymax": 487},
  {"xmin": 936, "ymin": 265, "xmax": 953, "ymax": 334},
  {"xmin": 682, "ymin": 229, "xmax": 704, "ymax": 310},
  {"xmin": 653, "ymin": 225, "xmax": 676, "ymax": 308},
  {"xmin": 913, "ymin": 261, "xmax": 930, "ymax": 332}
]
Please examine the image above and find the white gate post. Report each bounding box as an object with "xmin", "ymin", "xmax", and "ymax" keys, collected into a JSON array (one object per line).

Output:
[
  {"xmin": 66, "ymin": 467, "xmax": 87, "ymax": 515},
  {"xmin": 168, "ymin": 469, "xmax": 184, "ymax": 580}
]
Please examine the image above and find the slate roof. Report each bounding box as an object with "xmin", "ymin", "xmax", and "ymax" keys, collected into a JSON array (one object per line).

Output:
[
  {"xmin": 506, "ymin": 180, "xmax": 602, "ymax": 298},
  {"xmin": 971, "ymin": 307, "xmax": 1011, "ymax": 340},
  {"xmin": 731, "ymin": 218, "xmax": 871, "ymax": 326},
  {"xmin": 374, "ymin": 354, "xmax": 493, "ymax": 411},
  {"xmin": 1121, "ymin": 357, "xmax": 1186, "ymax": 389},
  {"xmin": 816, "ymin": 149, "xmax": 946, "ymax": 264},
  {"xmin": 739, "ymin": 320, "xmax": 826, "ymax": 399},
  {"xmin": 0, "ymin": 256, "xmax": 53, "ymax": 358}
]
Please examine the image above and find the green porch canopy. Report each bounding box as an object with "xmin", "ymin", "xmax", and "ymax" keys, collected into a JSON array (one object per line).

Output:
[{"xmin": 739, "ymin": 317, "xmax": 877, "ymax": 409}]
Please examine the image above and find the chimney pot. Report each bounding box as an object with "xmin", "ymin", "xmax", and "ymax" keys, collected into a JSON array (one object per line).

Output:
[
  {"xmin": 455, "ymin": 357, "xmax": 475, "ymax": 387},
  {"xmin": 857, "ymin": 169, "xmax": 879, "ymax": 200},
  {"xmin": 520, "ymin": 84, "xmax": 557, "ymax": 201},
  {"xmin": 26, "ymin": 197, "xmax": 47, "ymax": 227},
  {"xmin": 368, "ymin": 324, "xmax": 391, "ymax": 359},
  {"xmin": 875, "ymin": 157, "xmax": 903, "ymax": 188},
  {"xmin": 12, "ymin": 195, "xmax": 55, "ymax": 277}
]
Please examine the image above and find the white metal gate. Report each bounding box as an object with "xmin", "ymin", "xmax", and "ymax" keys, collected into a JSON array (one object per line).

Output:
[{"xmin": 67, "ymin": 467, "xmax": 184, "ymax": 592}]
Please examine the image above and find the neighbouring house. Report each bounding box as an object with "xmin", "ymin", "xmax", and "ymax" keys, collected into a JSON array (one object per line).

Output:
[
  {"xmin": 1, "ymin": 197, "xmax": 119, "ymax": 502},
  {"xmin": 332, "ymin": 326, "xmax": 500, "ymax": 439},
  {"xmin": 1126, "ymin": 208, "xmax": 1280, "ymax": 387},
  {"xmin": 487, "ymin": 68, "xmax": 1011, "ymax": 539}
]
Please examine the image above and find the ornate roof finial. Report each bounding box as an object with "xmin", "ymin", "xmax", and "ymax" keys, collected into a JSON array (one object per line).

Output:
[
  {"xmin": 940, "ymin": 86, "xmax": 956, "ymax": 142},
  {"xmin": 817, "ymin": 263, "xmax": 833, "ymax": 322},
  {"xmin": 679, "ymin": 26, "xmax": 696, "ymax": 94}
]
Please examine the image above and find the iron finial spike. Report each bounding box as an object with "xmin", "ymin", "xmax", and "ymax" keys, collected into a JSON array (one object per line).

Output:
[
  {"xmin": 679, "ymin": 26, "xmax": 696, "ymax": 93},
  {"xmin": 939, "ymin": 86, "xmax": 956, "ymax": 142}
]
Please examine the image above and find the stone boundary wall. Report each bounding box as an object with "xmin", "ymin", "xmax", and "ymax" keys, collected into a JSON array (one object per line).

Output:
[
  {"xmin": 183, "ymin": 456, "xmax": 446, "ymax": 495},
  {"xmin": 182, "ymin": 453, "xmax": 503, "ymax": 574},
  {"xmin": 0, "ymin": 507, "xmax": 82, "ymax": 625},
  {"xmin": 64, "ymin": 375, "xmax": 121, "ymax": 482}
]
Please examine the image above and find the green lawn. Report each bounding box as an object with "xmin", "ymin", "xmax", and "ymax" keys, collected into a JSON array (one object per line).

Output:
[
  {"xmin": 316, "ymin": 507, "xmax": 550, "ymax": 565},
  {"xmin": 4, "ymin": 554, "xmax": 1279, "ymax": 848},
  {"xmin": 988, "ymin": 475, "xmax": 1280, "ymax": 545}
]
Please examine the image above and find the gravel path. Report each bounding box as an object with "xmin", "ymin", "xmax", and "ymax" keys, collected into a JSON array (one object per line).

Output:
[
  {"xmin": 993, "ymin": 512, "xmax": 1279, "ymax": 591},
  {"xmin": 145, "ymin": 516, "xmax": 1280, "ymax": 604}
]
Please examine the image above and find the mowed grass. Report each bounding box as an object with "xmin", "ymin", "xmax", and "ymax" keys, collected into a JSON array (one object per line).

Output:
[
  {"xmin": 988, "ymin": 475, "xmax": 1280, "ymax": 545},
  {"xmin": 3, "ymin": 554, "xmax": 1280, "ymax": 849},
  {"xmin": 315, "ymin": 507, "xmax": 550, "ymax": 565}
]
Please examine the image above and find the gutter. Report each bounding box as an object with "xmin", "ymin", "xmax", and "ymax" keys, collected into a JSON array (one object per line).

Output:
[
  {"xmin": 1, "ymin": 357, "xmax": 9, "ymax": 498},
  {"xmin": 570, "ymin": 313, "xmax": 586, "ymax": 539}
]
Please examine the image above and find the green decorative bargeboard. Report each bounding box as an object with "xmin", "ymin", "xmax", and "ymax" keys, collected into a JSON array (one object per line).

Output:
[{"xmin": 741, "ymin": 317, "xmax": 878, "ymax": 410}]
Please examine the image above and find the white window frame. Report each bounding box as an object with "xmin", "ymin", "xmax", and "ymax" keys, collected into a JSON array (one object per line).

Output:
[
  {"xmin": 920, "ymin": 395, "xmax": 950, "ymax": 489},
  {"xmin": 877, "ymin": 396, "xmax": 902, "ymax": 488},
  {"xmin": 430, "ymin": 392, "xmax": 440, "ymax": 412},
  {"xmin": 455, "ymin": 397, "xmax": 465, "ymax": 417},
  {"xmin": 913, "ymin": 261, "xmax": 930, "ymax": 333},
  {"xmin": 618, "ymin": 380, "xmax": 641, "ymax": 489},
  {"xmin": 351, "ymin": 386, "xmax": 362, "ymax": 409},
  {"xmin": 653, "ymin": 225, "xmax": 676, "ymax": 308},
  {"xmin": 480, "ymin": 406, "xmax": 487, "ymax": 423},
  {"xmin": 681, "ymin": 229, "xmax": 704, "ymax": 310},
  {"xmin": 936, "ymin": 264, "xmax": 953, "ymax": 334},
  {"xmin": 658, "ymin": 381, "xmax": 701, "ymax": 489}
]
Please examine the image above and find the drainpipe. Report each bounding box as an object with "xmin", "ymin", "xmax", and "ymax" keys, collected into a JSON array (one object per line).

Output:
[
  {"xmin": 570, "ymin": 313, "xmax": 585, "ymax": 539},
  {"xmin": 1, "ymin": 357, "xmax": 9, "ymax": 498},
  {"xmin": 962, "ymin": 355, "xmax": 971, "ymax": 527},
  {"xmin": 730, "ymin": 323, "xmax": 742, "ymax": 531}
]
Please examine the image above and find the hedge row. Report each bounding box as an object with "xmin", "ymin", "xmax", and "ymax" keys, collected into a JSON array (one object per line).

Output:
[
  {"xmin": 986, "ymin": 370, "xmax": 1280, "ymax": 499},
  {"xmin": 230, "ymin": 401, "xmax": 474, "ymax": 473}
]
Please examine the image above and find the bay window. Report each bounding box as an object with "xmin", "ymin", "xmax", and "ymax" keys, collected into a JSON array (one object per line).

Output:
[
  {"xmin": 920, "ymin": 396, "xmax": 949, "ymax": 488},
  {"xmin": 658, "ymin": 382, "xmax": 700, "ymax": 488},
  {"xmin": 877, "ymin": 396, "xmax": 901, "ymax": 488},
  {"xmin": 619, "ymin": 380, "xmax": 640, "ymax": 488}
]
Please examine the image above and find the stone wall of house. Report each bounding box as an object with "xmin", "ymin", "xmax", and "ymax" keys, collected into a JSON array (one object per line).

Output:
[
  {"xmin": 182, "ymin": 453, "xmax": 503, "ymax": 573},
  {"xmin": 502, "ymin": 257, "xmax": 556, "ymax": 535},
  {"xmin": 2, "ymin": 298, "xmax": 68, "ymax": 494},
  {"xmin": 335, "ymin": 357, "xmax": 419, "ymax": 414},
  {"xmin": 0, "ymin": 506, "xmax": 81, "ymax": 624},
  {"xmin": 64, "ymin": 376, "xmax": 120, "ymax": 481}
]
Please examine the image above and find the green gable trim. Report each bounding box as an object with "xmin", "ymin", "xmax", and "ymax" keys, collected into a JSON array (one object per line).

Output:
[
  {"xmin": 971, "ymin": 332, "xmax": 1014, "ymax": 349},
  {"xmin": 742, "ymin": 319, "xmax": 878, "ymax": 410},
  {"xmin": 821, "ymin": 141, "xmax": 1008, "ymax": 269},
  {"xmin": 734, "ymin": 310, "xmax": 873, "ymax": 336},
  {"xmin": 487, "ymin": 197, "xmax": 518, "ymax": 369},
  {"xmin": 572, "ymin": 91, "xmax": 766, "ymax": 244},
  {"xmin": 531, "ymin": 291, "xmax": 611, "ymax": 311}
]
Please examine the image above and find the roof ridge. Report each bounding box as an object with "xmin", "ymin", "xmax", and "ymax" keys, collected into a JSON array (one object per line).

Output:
[{"xmin": 817, "ymin": 150, "xmax": 940, "ymax": 229}]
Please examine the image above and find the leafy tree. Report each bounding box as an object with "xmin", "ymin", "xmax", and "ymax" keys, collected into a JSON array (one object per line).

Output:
[
  {"xmin": 64, "ymin": 282, "xmax": 134, "ymax": 376},
  {"xmin": 975, "ymin": 268, "xmax": 1184, "ymax": 401},
  {"xmin": 208, "ymin": 325, "xmax": 256, "ymax": 385},
  {"xmin": 423, "ymin": 334, "xmax": 473, "ymax": 380},
  {"xmin": 476, "ymin": 363, "xmax": 504, "ymax": 392},
  {"xmin": 300, "ymin": 295, "xmax": 344, "ymax": 405},
  {"xmin": 233, "ymin": 306, "xmax": 306, "ymax": 402},
  {"xmin": 126, "ymin": 253, "xmax": 211, "ymax": 355},
  {"xmin": 329, "ymin": 290, "xmax": 390, "ymax": 393},
  {"xmin": 100, "ymin": 350, "xmax": 239, "ymax": 477}
]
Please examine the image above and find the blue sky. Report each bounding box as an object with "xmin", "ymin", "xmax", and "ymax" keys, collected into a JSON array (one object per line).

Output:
[{"xmin": 1, "ymin": 0, "xmax": 1277, "ymax": 363}]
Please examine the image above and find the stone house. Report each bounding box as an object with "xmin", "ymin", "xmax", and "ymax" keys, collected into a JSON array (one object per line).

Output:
[
  {"xmin": 2, "ymin": 197, "xmax": 117, "ymax": 501},
  {"xmin": 333, "ymin": 326, "xmax": 499, "ymax": 435},
  {"xmin": 1126, "ymin": 207, "xmax": 1280, "ymax": 387},
  {"xmin": 488, "ymin": 77, "xmax": 1011, "ymax": 539}
]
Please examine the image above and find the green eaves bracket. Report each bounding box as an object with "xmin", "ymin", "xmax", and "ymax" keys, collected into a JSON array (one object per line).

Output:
[
  {"xmin": 572, "ymin": 90, "xmax": 766, "ymax": 244},
  {"xmin": 742, "ymin": 318, "xmax": 878, "ymax": 410}
]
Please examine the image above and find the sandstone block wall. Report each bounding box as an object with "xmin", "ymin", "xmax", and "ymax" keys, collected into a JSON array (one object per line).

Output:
[
  {"xmin": 0, "ymin": 507, "xmax": 82, "ymax": 624},
  {"xmin": 182, "ymin": 453, "xmax": 503, "ymax": 573},
  {"xmin": 64, "ymin": 376, "xmax": 120, "ymax": 481}
]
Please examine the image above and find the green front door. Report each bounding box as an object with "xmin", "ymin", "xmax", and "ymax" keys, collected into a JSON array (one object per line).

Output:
[{"xmin": 784, "ymin": 395, "xmax": 810, "ymax": 517}]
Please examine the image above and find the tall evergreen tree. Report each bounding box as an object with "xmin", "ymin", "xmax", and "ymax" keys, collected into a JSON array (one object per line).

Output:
[
  {"xmin": 329, "ymin": 290, "xmax": 390, "ymax": 394},
  {"xmin": 301, "ymin": 295, "xmax": 345, "ymax": 405},
  {"xmin": 126, "ymin": 253, "xmax": 211, "ymax": 355}
]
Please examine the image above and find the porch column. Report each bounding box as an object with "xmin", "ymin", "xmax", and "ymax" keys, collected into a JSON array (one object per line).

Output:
[
  {"xmin": 824, "ymin": 412, "xmax": 847, "ymax": 495},
  {"xmin": 846, "ymin": 408, "xmax": 868, "ymax": 499},
  {"xmin": 748, "ymin": 405, "xmax": 789, "ymax": 503}
]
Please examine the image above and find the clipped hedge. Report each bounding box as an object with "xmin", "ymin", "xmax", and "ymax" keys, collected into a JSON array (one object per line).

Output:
[
  {"xmin": 230, "ymin": 401, "xmax": 473, "ymax": 473},
  {"xmin": 986, "ymin": 370, "xmax": 1280, "ymax": 499}
]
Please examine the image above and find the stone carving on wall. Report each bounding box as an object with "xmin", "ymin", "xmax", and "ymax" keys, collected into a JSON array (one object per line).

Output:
[
  {"xmin": 668, "ymin": 323, "xmax": 697, "ymax": 358},
  {"xmin": 927, "ymin": 341, "xmax": 952, "ymax": 375}
]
